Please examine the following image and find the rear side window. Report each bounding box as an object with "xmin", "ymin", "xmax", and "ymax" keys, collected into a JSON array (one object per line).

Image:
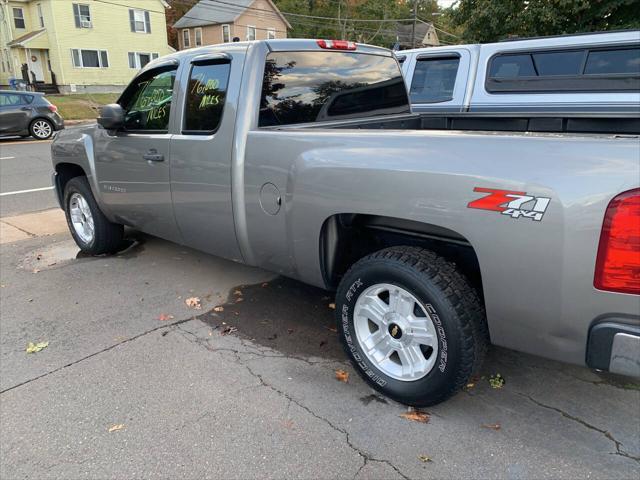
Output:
[
  {"xmin": 585, "ymin": 48, "xmax": 640, "ymax": 74},
  {"xmin": 410, "ymin": 56, "xmax": 460, "ymax": 103},
  {"xmin": 487, "ymin": 45, "xmax": 640, "ymax": 93},
  {"xmin": 119, "ymin": 67, "xmax": 177, "ymax": 132},
  {"xmin": 259, "ymin": 51, "xmax": 409, "ymax": 127},
  {"xmin": 183, "ymin": 60, "xmax": 230, "ymax": 134}
]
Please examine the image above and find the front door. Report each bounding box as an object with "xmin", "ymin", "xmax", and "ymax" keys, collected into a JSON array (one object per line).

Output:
[
  {"xmin": 27, "ymin": 49, "xmax": 44, "ymax": 82},
  {"xmin": 0, "ymin": 92, "xmax": 31, "ymax": 134},
  {"xmin": 94, "ymin": 65, "xmax": 180, "ymax": 242}
]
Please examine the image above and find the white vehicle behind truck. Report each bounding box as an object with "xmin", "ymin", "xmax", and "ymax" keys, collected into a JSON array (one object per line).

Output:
[{"xmin": 398, "ymin": 30, "xmax": 640, "ymax": 114}]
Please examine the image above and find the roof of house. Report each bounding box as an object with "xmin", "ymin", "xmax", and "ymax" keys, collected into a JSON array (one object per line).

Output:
[
  {"xmin": 7, "ymin": 29, "xmax": 46, "ymax": 47},
  {"xmin": 395, "ymin": 23, "xmax": 437, "ymax": 47},
  {"xmin": 173, "ymin": 0, "xmax": 291, "ymax": 29}
]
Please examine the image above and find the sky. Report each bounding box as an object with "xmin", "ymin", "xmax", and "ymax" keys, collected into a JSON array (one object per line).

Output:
[{"xmin": 437, "ymin": 0, "xmax": 458, "ymax": 8}]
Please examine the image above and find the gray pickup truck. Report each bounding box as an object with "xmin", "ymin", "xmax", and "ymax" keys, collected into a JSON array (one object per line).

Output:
[{"xmin": 51, "ymin": 39, "xmax": 640, "ymax": 407}]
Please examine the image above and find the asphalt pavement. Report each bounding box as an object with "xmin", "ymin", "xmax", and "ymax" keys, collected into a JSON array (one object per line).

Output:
[
  {"xmin": 1, "ymin": 136, "xmax": 639, "ymax": 479},
  {"xmin": 0, "ymin": 137, "xmax": 57, "ymax": 217}
]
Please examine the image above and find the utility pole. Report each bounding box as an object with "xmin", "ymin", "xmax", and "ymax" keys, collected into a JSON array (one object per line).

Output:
[{"xmin": 411, "ymin": 0, "xmax": 418, "ymax": 48}]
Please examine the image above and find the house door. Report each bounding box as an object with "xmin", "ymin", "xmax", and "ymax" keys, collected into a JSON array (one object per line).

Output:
[{"xmin": 27, "ymin": 49, "xmax": 44, "ymax": 81}]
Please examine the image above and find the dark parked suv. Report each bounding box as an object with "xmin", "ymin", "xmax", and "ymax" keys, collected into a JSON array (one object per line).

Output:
[{"xmin": 0, "ymin": 90, "xmax": 64, "ymax": 140}]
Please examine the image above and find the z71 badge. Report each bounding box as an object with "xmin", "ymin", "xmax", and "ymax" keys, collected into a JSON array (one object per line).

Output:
[{"xmin": 468, "ymin": 187, "xmax": 550, "ymax": 222}]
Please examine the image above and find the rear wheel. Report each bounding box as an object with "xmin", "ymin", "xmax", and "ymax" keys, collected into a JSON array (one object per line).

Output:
[
  {"xmin": 30, "ymin": 118, "xmax": 53, "ymax": 140},
  {"xmin": 335, "ymin": 246, "xmax": 488, "ymax": 407},
  {"xmin": 63, "ymin": 176, "xmax": 123, "ymax": 255}
]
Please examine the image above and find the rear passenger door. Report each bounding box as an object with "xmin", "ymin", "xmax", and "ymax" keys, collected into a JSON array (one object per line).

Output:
[
  {"xmin": 170, "ymin": 53, "xmax": 243, "ymax": 261},
  {"xmin": 406, "ymin": 50, "xmax": 471, "ymax": 112}
]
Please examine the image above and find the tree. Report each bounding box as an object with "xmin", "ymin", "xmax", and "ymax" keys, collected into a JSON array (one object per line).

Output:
[
  {"xmin": 449, "ymin": 0, "xmax": 640, "ymax": 43},
  {"xmin": 166, "ymin": 0, "xmax": 198, "ymax": 49}
]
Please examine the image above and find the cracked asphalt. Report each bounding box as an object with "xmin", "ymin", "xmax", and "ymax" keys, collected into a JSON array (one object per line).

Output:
[{"xmin": 1, "ymin": 229, "xmax": 639, "ymax": 479}]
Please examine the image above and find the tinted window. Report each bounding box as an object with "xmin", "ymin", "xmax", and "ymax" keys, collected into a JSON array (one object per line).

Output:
[
  {"xmin": 532, "ymin": 50, "xmax": 584, "ymax": 76},
  {"xmin": 585, "ymin": 48, "xmax": 640, "ymax": 75},
  {"xmin": 410, "ymin": 56, "xmax": 459, "ymax": 103},
  {"xmin": 120, "ymin": 68, "xmax": 176, "ymax": 131},
  {"xmin": 489, "ymin": 54, "xmax": 536, "ymax": 78},
  {"xmin": 184, "ymin": 61, "xmax": 230, "ymax": 133},
  {"xmin": 259, "ymin": 51, "xmax": 409, "ymax": 127},
  {"xmin": 0, "ymin": 93, "xmax": 27, "ymax": 106},
  {"xmin": 81, "ymin": 50, "xmax": 99, "ymax": 68}
]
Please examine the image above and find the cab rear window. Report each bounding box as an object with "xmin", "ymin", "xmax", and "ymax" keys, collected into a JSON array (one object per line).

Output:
[{"xmin": 259, "ymin": 51, "xmax": 410, "ymax": 127}]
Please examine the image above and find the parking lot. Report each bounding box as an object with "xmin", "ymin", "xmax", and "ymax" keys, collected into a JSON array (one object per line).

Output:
[{"xmin": 1, "ymin": 138, "xmax": 639, "ymax": 479}]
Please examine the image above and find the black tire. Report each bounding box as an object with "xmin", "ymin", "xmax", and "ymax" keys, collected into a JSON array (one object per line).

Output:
[
  {"xmin": 63, "ymin": 176, "xmax": 123, "ymax": 255},
  {"xmin": 29, "ymin": 118, "xmax": 54, "ymax": 140},
  {"xmin": 335, "ymin": 246, "xmax": 488, "ymax": 407}
]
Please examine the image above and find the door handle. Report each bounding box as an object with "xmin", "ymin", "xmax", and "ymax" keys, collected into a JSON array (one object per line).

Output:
[
  {"xmin": 143, "ymin": 149, "xmax": 164, "ymax": 162},
  {"xmin": 20, "ymin": 107, "xmax": 30, "ymax": 111}
]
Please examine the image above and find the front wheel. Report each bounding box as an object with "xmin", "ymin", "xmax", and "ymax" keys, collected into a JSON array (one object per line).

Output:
[
  {"xmin": 63, "ymin": 176, "xmax": 123, "ymax": 255},
  {"xmin": 335, "ymin": 246, "xmax": 488, "ymax": 407},
  {"xmin": 30, "ymin": 119, "xmax": 54, "ymax": 140}
]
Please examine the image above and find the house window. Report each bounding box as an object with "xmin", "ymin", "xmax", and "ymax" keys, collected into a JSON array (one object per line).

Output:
[
  {"xmin": 37, "ymin": 4, "xmax": 44, "ymax": 28},
  {"xmin": 71, "ymin": 49, "xmax": 109, "ymax": 68},
  {"xmin": 182, "ymin": 29, "xmax": 190, "ymax": 48},
  {"xmin": 73, "ymin": 4, "xmax": 92, "ymax": 28},
  {"xmin": 246, "ymin": 26, "xmax": 256, "ymax": 41},
  {"xmin": 195, "ymin": 28, "xmax": 203, "ymax": 47},
  {"xmin": 222, "ymin": 24, "xmax": 230, "ymax": 43},
  {"xmin": 267, "ymin": 28, "xmax": 276, "ymax": 40},
  {"xmin": 13, "ymin": 8, "xmax": 25, "ymax": 29},
  {"xmin": 130, "ymin": 9, "xmax": 151, "ymax": 33},
  {"xmin": 128, "ymin": 52, "xmax": 159, "ymax": 69}
]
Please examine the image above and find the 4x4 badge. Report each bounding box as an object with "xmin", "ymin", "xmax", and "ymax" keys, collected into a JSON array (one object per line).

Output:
[{"xmin": 468, "ymin": 187, "xmax": 550, "ymax": 222}]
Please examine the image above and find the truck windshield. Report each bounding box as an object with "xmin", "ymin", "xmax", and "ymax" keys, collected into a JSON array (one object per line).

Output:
[{"xmin": 259, "ymin": 51, "xmax": 410, "ymax": 127}]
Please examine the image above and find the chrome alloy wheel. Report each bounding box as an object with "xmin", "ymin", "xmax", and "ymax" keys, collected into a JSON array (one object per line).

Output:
[
  {"xmin": 69, "ymin": 193, "xmax": 95, "ymax": 244},
  {"xmin": 32, "ymin": 120, "xmax": 52, "ymax": 139},
  {"xmin": 353, "ymin": 283, "xmax": 439, "ymax": 381}
]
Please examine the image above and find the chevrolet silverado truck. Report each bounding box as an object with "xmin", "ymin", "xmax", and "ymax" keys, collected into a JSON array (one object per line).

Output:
[{"xmin": 51, "ymin": 39, "xmax": 640, "ymax": 407}]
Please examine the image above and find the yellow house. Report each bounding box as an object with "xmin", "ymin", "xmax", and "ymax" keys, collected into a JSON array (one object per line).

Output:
[{"xmin": 0, "ymin": 0, "xmax": 173, "ymax": 93}]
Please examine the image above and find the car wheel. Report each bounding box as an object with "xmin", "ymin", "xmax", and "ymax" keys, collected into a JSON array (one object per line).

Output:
[
  {"xmin": 63, "ymin": 176, "xmax": 124, "ymax": 255},
  {"xmin": 335, "ymin": 246, "xmax": 488, "ymax": 407},
  {"xmin": 29, "ymin": 118, "xmax": 54, "ymax": 140}
]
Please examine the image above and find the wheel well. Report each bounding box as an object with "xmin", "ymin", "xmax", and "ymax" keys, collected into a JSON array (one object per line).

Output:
[
  {"xmin": 320, "ymin": 214, "xmax": 484, "ymax": 299},
  {"xmin": 54, "ymin": 163, "xmax": 86, "ymax": 205}
]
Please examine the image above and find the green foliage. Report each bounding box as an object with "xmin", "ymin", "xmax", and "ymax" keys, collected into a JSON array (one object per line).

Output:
[{"xmin": 449, "ymin": 0, "xmax": 640, "ymax": 43}]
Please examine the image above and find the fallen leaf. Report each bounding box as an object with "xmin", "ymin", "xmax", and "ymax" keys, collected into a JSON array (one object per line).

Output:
[
  {"xmin": 157, "ymin": 314, "xmax": 174, "ymax": 321},
  {"xmin": 235, "ymin": 297, "xmax": 244, "ymax": 303},
  {"xmin": 26, "ymin": 341, "xmax": 49, "ymax": 354},
  {"xmin": 328, "ymin": 303, "xmax": 336, "ymax": 310},
  {"xmin": 108, "ymin": 424, "xmax": 125, "ymax": 433},
  {"xmin": 489, "ymin": 374, "xmax": 505, "ymax": 389},
  {"xmin": 185, "ymin": 297, "xmax": 201, "ymax": 309},
  {"xmin": 261, "ymin": 282, "xmax": 269, "ymax": 287},
  {"xmin": 32, "ymin": 269, "xmax": 40, "ymax": 274},
  {"xmin": 418, "ymin": 455, "xmax": 433, "ymax": 463},
  {"xmin": 326, "ymin": 326, "xmax": 337, "ymax": 333},
  {"xmin": 335, "ymin": 369, "xmax": 349, "ymax": 383},
  {"xmin": 400, "ymin": 410, "xmax": 430, "ymax": 424},
  {"xmin": 213, "ymin": 306, "xmax": 224, "ymax": 312},
  {"xmin": 481, "ymin": 423, "xmax": 501, "ymax": 431},
  {"xmin": 466, "ymin": 382, "xmax": 476, "ymax": 389},
  {"xmin": 287, "ymin": 328, "xmax": 294, "ymax": 334},
  {"xmin": 36, "ymin": 254, "xmax": 42, "ymax": 260},
  {"xmin": 221, "ymin": 326, "xmax": 237, "ymax": 335},
  {"xmin": 234, "ymin": 290, "xmax": 243, "ymax": 296},
  {"xmin": 319, "ymin": 340, "xmax": 327, "ymax": 347}
]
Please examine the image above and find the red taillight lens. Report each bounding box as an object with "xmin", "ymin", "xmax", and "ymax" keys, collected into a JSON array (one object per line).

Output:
[
  {"xmin": 316, "ymin": 39, "xmax": 356, "ymax": 50},
  {"xmin": 48, "ymin": 104, "xmax": 57, "ymax": 113},
  {"xmin": 594, "ymin": 189, "xmax": 640, "ymax": 295}
]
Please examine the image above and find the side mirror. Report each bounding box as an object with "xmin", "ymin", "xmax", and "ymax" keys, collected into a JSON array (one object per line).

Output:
[{"xmin": 97, "ymin": 104, "xmax": 125, "ymax": 130}]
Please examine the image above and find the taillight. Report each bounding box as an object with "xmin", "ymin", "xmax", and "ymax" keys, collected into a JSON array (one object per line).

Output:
[
  {"xmin": 48, "ymin": 104, "xmax": 58, "ymax": 113},
  {"xmin": 316, "ymin": 39, "xmax": 356, "ymax": 50},
  {"xmin": 594, "ymin": 189, "xmax": 640, "ymax": 295}
]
